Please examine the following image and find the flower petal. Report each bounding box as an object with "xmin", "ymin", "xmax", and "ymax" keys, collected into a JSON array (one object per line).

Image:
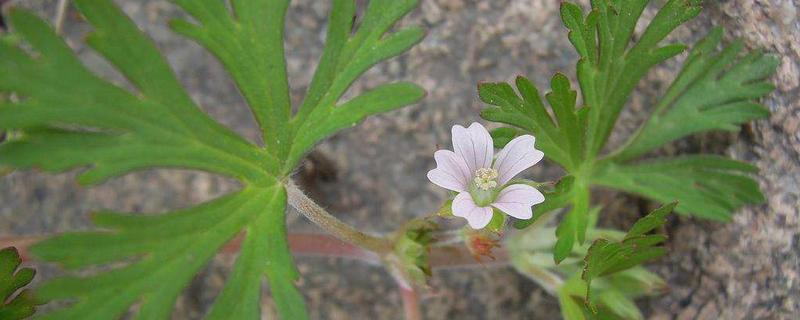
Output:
[
  {"xmin": 492, "ymin": 134, "xmax": 544, "ymax": 185},
  {"xmin": 427, "ymin": 150, "xmax": 471, "ymax": 192},
  {"xmin": 452, "ymin": 122, "xmax": 493, "ymax": 173},
  {"xmin": 452, "ymin": 192, "xmax": 494, "ymax": 229},
  {"xmin": 491, "ymin": 184, "xmax": 545, "ymax": 220}
]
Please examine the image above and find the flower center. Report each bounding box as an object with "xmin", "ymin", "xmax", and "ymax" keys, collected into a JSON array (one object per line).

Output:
[
  {"xmin": 473, "ymin": 168, "xmax": 499, "ymax": 191},
  {"xmin": 469, "ymin": 168, "xmax": 500, "ymax": 207}
]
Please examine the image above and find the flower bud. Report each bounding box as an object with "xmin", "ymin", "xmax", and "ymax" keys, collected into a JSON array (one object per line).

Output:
[
  {"xmin": 393, "ymin": 219, "xmax": 437, "ymax": 287},
  {"xmin": 464, "ymin": 226, "xmax": 502, "ymax": 261}
]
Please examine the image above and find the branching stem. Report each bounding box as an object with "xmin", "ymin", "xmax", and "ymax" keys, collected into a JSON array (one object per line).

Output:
[
  {"xmin": 2, "ymin": 181, "xmax": 560, "ymax": 320},
  {"xmin": 1, "ymin": 233, "xmax": 509, "ymax": 270}
]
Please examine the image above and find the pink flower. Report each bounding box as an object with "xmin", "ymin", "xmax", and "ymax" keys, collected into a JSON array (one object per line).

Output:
[{"xmin": 427, "ymin": 122, "xmax": 545, "ymax": 229}]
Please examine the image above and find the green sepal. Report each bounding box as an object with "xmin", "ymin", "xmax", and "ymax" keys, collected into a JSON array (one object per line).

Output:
[
  {"xmin": 436, "ymin": 199, "xmax": 454, "ymax": 218},
  {"xmin": 486, "ymin": 209, "xmax": 508, "ymax": 233},
  {"xmin": 394, "ymin": 219, "xmax": 437, "ymax": 287}
]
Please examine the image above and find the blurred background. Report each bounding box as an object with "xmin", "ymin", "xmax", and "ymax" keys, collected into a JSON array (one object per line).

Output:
[{"xmin": 0, "ymin": 0, "xmax": 798, "ymax": 319}]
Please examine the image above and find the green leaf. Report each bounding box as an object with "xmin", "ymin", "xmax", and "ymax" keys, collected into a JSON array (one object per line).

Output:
[
  {"xmin": 1, "ymin": 0, "xmax": 423, "ymax": 318},
  {"xmin": 593, "ymin": 156, "xmax": 763, "ymax": 221},
  {"xmin": 562, "ymin": 0, "xmax": 701, "ymax": 157},
  {"xmin": 207, "ymin": 189, "xmax": 305, "ymax": 320},
  {"xmin": 480, "ymin": 74, "xmax": 587, "ymax": 171},
  {"xmin": 0, "ymin": 247, "xmax": 38, "ymax": 320},
  {"xmin": 287, "ymin": 0, "xmax": 425, "ymax": 170},
  {"xmin": 496, "ymin": 2, "xmax": 773, "ymax": 318},
  {"xmin": 170, "ymin": 0, "xmax": 425, "ymax": 171},
  {"xmin": 559, "ymin": 270, "xmax": 653, "ymax": 320},
  {"xmin": 169, "ymin": 0, "xmax": 294, "ymax": 158},
  {"xmin": 559, "ymin": 275, "xmax": 588, "ymax": 320},
  {"xmin": 514, "ymin": 176, "xmax": 576, "ymax": 229},
  {"xmin": 606, "ymin": 267, "xmax": 667, "ymax": 298},
  {"xmin": 1, "ymin": 5, "xmax": 274, "ymax": 184},
  {"xmin": 487, "ymin": 209, "xmax": 508, "ymax": 233},
  {"xmin": 31, "ymin": 187, "xmax": 291, "ymax": 320},
  {"xmin": 560, "ymin": 293, "xmax": 587, "ymax": 320},
  {"xmin": 613, "ymin": 27, "xmax": 777, "ymax": 160},
  {"xmin": 624, "ymin": 202, "xmax": 673, "ymax": 240},
  {"xmin": 490, "ymin": 127, "xmax": 523, "ymax": 149},
  {"xmin": 554, "ymin": 182, "xmax": 590, "ymax": 264},
  {"xmin": 581, "ymin": 203, "xmax": 675, "ymax": 312},
  {"xmin": 596, "ymin": 290, "xmax": 642, "ymax": 320}
]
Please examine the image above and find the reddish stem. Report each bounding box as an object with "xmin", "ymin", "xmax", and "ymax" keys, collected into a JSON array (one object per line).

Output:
[
  {"xmin": 286, "ymin": 233, "xmax": 381, "ymax": 263},
  {"xmin": 1, "ymin": 233, "xmax": 509, "ymax": 320},
  {"xmin": 399, "ymin": 285, "xmax": 422, "ymax": 320},
  {"xmin": 0, "ymin": 233, "xmax": 508, "ymax": 269}
]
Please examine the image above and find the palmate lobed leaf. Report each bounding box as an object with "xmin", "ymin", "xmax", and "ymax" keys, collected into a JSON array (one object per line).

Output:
[
  {"xmin": 581, "ymin": 203, "xmax": 674, "ymax": 314},
  {"xmin": 0, "ymin": 247, "xmax": 38, "ymax": 320},
  {"xmin": 559, "ymin": 269, "xmax": 660, "ymax": 320},
  {"xmin": 0, "ymin": 7, "xmax": 274, "ymax": 184},
  {"xmin": 1, "ymin": 4, "xmax": 295, "ymax": 319},
  {"xmin": 562, "ymin": 0, "xmax": 702, "ymax": 158},
  {"xmin": 483, "ymin": 3, "xmax": 773, "ymax": 317},
  {"xmin": 286, "ymin": 0, "xmax": 425, "ymax": 169},
  {"xmin": 32, "ymin": 187, "xmax": 292, "ymax": 320},
  {"xmin": 576, "ymin": 269, "xmax": 666, "ymax": 320},
  {"xmin": 592, "ymin": 156, "xmax": 764, "ymax": 221},
  {"xmin": 0, "ymin": 0, "xmax": 424, "ymax": 319},
  {"xmin": 482, "ymin": 0, "xmax": 775, "ymax": 265},
  {"xmin": 563, "ymin": 0, "xmax": 774, "ymax": 220},
  {"xmin": 510, "ymin": 206, "xmax": 667, "ymax": 320},
  {"xmin": 480, "ymin": 74, "xmax": 587, "ymax": 172},
  {"xmin": 611, "ymin": 27, "xmax": 778, "ymax": 161},
  {"xmin": 168, "ymin": 0, "xmax": 425, "ymax": 170}
]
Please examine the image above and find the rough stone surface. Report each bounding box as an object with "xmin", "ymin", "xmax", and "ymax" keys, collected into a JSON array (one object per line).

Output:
[{"xmin": 0, "ymin": 0, "xmax": 798, "ymax": 319}]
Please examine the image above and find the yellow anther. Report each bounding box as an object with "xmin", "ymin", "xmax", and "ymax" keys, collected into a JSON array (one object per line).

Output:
[{"xmin": 473, "ymin": 168, "xmax": 499, "ymax": 191}]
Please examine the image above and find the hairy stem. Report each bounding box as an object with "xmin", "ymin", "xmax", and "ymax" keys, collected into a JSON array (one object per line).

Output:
[
  {"xmin": 54, "ymin": 0, "xmax": 69, "ymax": 34},
  {"xmin": 286, "ymin": 180, "xmax": 394, "ymax": 254}
]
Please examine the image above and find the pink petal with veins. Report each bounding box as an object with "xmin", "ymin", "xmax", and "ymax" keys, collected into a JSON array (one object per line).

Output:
[
  {"xmin": 491, "ymin": 184, "xmax": 545, "ymax": 220},
  {"xmin": 493, "ymin": 135, "xmax": 544, "ymax": 185},
  {"xmin": 452, "ymin": 122, "xmax": 493, "ymax": 173},
  {"xmin": 452, "ymin": 192, "xmax": 494, "ymax": 229},
  {"xmin": 427, "ymin": 150, "xmax": 471, "ymax": 192}
]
